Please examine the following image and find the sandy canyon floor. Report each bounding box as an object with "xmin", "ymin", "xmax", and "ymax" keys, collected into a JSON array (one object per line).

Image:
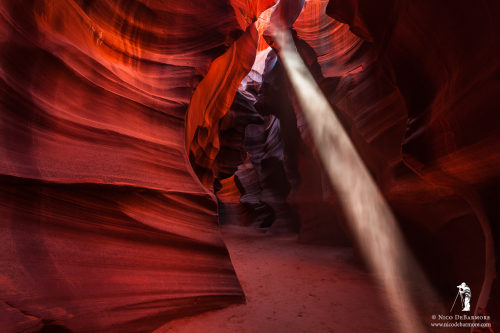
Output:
[{"xmin": 155, "ymin": 226, "xmax": 448, "ymax": 333}]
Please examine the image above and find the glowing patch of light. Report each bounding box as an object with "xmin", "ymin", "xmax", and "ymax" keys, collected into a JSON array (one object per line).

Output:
[{"xmin": 239, "ymin": 47, "xmax": 272, "ymax": 91}]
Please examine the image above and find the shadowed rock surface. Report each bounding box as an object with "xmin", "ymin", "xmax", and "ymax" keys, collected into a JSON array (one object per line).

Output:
[{"xmin": 1, "ymin": 0, "xmax": 499, "ymax": 331}]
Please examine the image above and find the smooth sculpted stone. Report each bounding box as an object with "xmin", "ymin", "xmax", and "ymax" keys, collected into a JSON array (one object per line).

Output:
[
  {"xmin": 186, "ymin": 23, "xmax": 258, "ymax": 188},
  {"xmin": 1, "ymin": 0, "xmax": 499, "ymax": 331},
  {"xmin": 0, "ymin": 0, "xmax": 248, "ymax": 332},
  {"xmin": 326, "ymin": 0, "xmax": 500, "ymax": 328}
]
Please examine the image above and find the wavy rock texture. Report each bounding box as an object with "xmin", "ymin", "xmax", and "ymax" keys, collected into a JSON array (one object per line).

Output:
[
  {"xmin": 0, "ymin": 0, "xmax": 248, "ymax": 332},
  {"xmin": 253, "ymin": 48, "xmax": 348, "ymax": 243},
  {"xmin": 214, "ymin": 90, "xmax": 265, "ymax": 227},
  {"xmin": 216, "ymin": 176, "xmax": 248, "ymax": 226},
  {"xmin": 186, "ymin": 23, "xmax": 258, "ymax": 188},
  {"xmin": 325, "ymin": 0, "xmax": 500, "ymax": 328},
  {"xmin": 234, "ymin": 155, "xmax": 276, "ymax": 228},
  {"xmin": 0, "ymin": 184, "xmax": 244, "ymax": 333},
  {"xmin": 245, "ymin": 113, "xmax": 300, "ymax": 233},
  {"xmin": 2, "ymin": 0, "xmax": 499, "ymax": 331},
  {"xmin": 255, "ymin": 0, "xmax": 492, "ymax": 324},
  {"xmin": 215, "ymin": 90, "xmax": 264, "ymax": 182},
  {"xmin": 230, "ymin": 0, "xmax": 276, "ymax": 30}
]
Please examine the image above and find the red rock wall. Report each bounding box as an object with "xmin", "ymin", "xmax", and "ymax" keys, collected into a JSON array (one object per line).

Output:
[
  {"xmin": 291, "ymin": 0, "xmax": 486, "ymax": 294},
  {"xmin": 2, "ymin": 0, "xmax": 499, "ymax": 331},
  {"xmin": 325, "ymin": 0, "xmax": 500, "ymax": 328},
  {"xmin": 234, "ymin": 154, "xmax": 276, "ymax": 227},
  {"xmin": 0, "ymin": 0, "xmax": 247, "ymax": 332},
  {"xmin": 256, "ymin": 0, "xmax": 494, "ymax": 327},
  {"xmin": 186, "ymin": 23, "xmax": 258, "ymax": 188},
  {"xmin": 216, "ymin": 176, "xmax": 249, "ymax": 226}
]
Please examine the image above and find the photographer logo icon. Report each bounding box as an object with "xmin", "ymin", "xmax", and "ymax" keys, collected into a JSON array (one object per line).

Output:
[{"xmin": 450, "ymin": 282, "xmax": 471, "ymax": 312}]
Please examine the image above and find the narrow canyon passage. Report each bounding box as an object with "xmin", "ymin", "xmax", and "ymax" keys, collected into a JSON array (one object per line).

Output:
[
  {"xmin": 155, "ymin": 226, "xmax": 443, "ymax": 333},
  {"xmin": 1, "ymin": 0, "xmax": 499, "ymax": 332}
]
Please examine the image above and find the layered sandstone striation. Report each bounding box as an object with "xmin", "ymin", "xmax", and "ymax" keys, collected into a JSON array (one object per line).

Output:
[
  {"xmin": 1, "ymin": 0, "xmax": 499, "ymax": 331},
  {"xmin": 0, "ymin": 0, "xmax": 250, "ymax": 332},
  {"xmin": 325, "ymin": 0, "xmax": 500, "ymax": 328}
]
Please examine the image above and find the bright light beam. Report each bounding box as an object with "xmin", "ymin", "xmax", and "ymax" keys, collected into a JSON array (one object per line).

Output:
[{"xmin": 275, "ymin": 28, "xmax": 432, "ymax": 333}]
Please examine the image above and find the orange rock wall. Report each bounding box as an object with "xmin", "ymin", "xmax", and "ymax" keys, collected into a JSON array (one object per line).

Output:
[{"xmin": 0, "ymin": 0, "xmax": 248, "ymax": 332}]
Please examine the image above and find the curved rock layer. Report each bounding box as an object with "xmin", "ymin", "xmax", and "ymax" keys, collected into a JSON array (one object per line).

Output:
[
  {"xmin": 215, "ymin": 2, "xmax": 491, "ymax": 302},
  {"xmin": 2, "ymin": 0, "xmax": 499, "ymax": 331},
  {"xmin": 216, "ymin": 176, "xmax": 249, "ymax": 226},
  {"xmin": 234, "ymin": 154, "xmax": 276, "ymax": 228},
  {"xmin": 280, "ymin": 0, "xmax": 491, "ymax": 320},
  {"xmin": 0, "ymin": 184, "xmax": 243, "ymax": 333},
  {"xmin": 325, "ymin": 0, "xmax": 500, "ymax": 328},
  {"xmin": 0, "ymin": 0, "xmax": 247, "ymax": 332},
  {"xmin": 186, "ymin": 23, "xmax": 258, "ymax": 188},
  {"xmin": 215, "ymin": 90, "xmax": 264, "ymax": 182}
]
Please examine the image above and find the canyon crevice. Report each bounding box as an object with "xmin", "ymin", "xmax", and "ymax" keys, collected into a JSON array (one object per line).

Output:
[{"xmin": 1, "ymin": 0, "xmax": 499, "ymax": 332}]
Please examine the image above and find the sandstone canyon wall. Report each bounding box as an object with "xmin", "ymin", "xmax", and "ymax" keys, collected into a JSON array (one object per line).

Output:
[
  {"xmin": 325, "ymin": 0, "xmax": 500, "ymax": 328},
  {"xmin": 0, "ymin": 1, "xmax": 253, "ymax": 332},
  {"xmin": 1, "ymin": 0, "xmax": 499, "ymax": 332}
]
